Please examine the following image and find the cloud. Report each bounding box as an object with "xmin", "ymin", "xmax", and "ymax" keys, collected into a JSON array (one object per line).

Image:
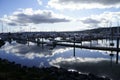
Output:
[
  {"xmin": 48, "ymin": 0, "xmax": 120, "ymax": 10},
  {"xmin": 81, "ymin": 18, "xmax": 101, "ymax": 24},
  {"xmin": 1, "ymin": 8, "xmax": 71, "ymax": 26},
  {"xmin": 77, "ymin": 11, "xmax": 120, "ymax": 28},
  {"xmin": 7, "ymin": 22, "xmax": 18, "ymax": 26},
  {"xmin": 79, "ymin": 18, "xmax": 105, "ymax": 28},
  {"xmin": 37, "ymin": 0, "xmax": 42, "ymax": 5}
]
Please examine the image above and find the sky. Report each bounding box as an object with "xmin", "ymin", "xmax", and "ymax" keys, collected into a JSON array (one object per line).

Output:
[{"xmin": 0, "ymin": 0, "xmax": 120, "ymax": 32}]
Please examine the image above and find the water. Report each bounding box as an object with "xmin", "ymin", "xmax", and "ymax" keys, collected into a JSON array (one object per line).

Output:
[{"xmin": 0, "ymin": 40, "xmax": 120, "ymax": 80}]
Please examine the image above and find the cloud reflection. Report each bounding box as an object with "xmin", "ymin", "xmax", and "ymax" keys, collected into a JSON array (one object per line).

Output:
[
  {"xmin": 50, "ymin": 57, "xmax": 120, "ymax": 80},
  {"xmin": 1, "ymin": 41, "xmax": 70, "ymax": 59},
  {"xmin": 50, "ymin": 57, "xmax": 109, "ymax": 67}
]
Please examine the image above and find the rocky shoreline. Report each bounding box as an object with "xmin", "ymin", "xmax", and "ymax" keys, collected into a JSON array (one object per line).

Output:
[{"xmin": 0, "ymin": 58, "xmax": 111, "ymax": 80}]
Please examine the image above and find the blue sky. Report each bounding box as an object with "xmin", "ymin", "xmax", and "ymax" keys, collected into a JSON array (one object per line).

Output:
[{"xmin": 0, "ymin": 0, "xmax": 120, "ymax": 32}]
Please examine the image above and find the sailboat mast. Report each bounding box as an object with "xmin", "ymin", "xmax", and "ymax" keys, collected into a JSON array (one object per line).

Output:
[
  {"xmin": 117, "ymin": 20, "xmax": 119, "ymax": 34},
  {"xmin": 1, "ymin": 21, "xmax": 3, "ymax": 33}
]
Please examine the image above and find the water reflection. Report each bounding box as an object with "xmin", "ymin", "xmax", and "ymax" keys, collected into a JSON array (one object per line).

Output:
[
  {"xmin": 50, "ymin": 57, "xmax": 120, "ymax": 80},
  {"xmin": 0, "ymin": 41, "xmax": 72, "ymax": 67},
  {"xmin": 0, "ymin": 41, "xmax": 120, "ymax": 80},
  {"xmin": 2, "ymin": 41, "xmax": 53, "ymax": 56}
]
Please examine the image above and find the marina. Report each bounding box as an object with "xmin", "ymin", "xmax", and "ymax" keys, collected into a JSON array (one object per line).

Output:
[
  {"xmin": 1, "ymin": 1, "xmax": 120, "ymax": 79},
  {"xmin": 1, "ymin": 27, "xmax": 120, "ymax": 65}
]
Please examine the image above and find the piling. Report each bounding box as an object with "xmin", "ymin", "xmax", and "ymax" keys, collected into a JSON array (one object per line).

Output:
[
  {"xmin": 41, "ymin": 37, "xmax": 44, "ymax": 49},
  {"xmin": 81, "ymin": 37, "xmax": 82, "ymax": 46},
  {"xmin": 73, "ymin": 37, "xmax": 75, "ymax": 57},
  {"xmin": 116, "ymin": 38, "xmax": 119, "ymax": 64},
  {"xmin": 90, "ymin": 40, "xmax": 92, "ymax": 47},
  {"xmin": 37, "ymin": 38, "xmax": 40, "ymax": 46}
]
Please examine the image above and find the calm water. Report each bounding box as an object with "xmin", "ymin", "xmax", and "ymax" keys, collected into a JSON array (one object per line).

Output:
[{"xmin": 0, "ymin": 40, "xmax": 120, "ymax": 80}]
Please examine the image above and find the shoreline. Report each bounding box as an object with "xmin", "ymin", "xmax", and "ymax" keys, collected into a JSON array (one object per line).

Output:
[{"xmin": 0, "ymin": 58, "xmax": 111, "ymax": 80}]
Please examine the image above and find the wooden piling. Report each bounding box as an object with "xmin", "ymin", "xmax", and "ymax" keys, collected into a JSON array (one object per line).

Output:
[
  {"xmin": 73, "ymin": 37, "xmax": 75, "ymax": 57},
  {"xmin": 37, "ymin": 38, "xmax": 40, "ymax": 46},
  {"xmin": 116, "ymin": 38, "xmax": 119, "ymax": 64},
  {"xmin": 27, "ymin": 38, "xmax": 29, "ymax": 46},
  {"xmin": 90, "ymin": 40, "xmax": 92, "ymax": 47},
  {"xmin": 41, "ymin": 37, "xmax": 44, "ymax": 49}
]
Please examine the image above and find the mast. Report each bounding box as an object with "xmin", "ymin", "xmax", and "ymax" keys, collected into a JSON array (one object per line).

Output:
[
  {"xmin": 117, "ymin": 19, "xmax": 119, "ymax": 35},
  {"xmin": 2, "ymin": 21, "xmax": 3, "ymax": 33}
]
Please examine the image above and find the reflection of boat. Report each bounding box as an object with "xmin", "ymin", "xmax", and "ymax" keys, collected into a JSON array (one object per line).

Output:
[
  {"xmin": 48, "ymin": 38, "xmax": 54, "ymax": 41},
  {"xmin": 46, "ymin": 41, "xmax": 57, "ymax": 46},
  {"xmin": 16, "ymin": 40, "xmax": 27, "ymax": 44},
  {"xmin": 46, "ymin": 41, "xmax": 54, "ymax": 46},
  {"xmin": 49, "ymin": 47, "xmax": 54, "ymax": 50},
  {"xmin": 46, "ymin": 41, "xmax": 57, "ymax": 50}
]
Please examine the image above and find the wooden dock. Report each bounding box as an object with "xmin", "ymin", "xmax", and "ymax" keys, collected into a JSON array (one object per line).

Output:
[
  {"xmin": 13, "ymin": 38, "xmax": 120, "ymax": 52},
  {"xmin": 56, "ymin": 43, "xmax": 120, "ymax": 52}
]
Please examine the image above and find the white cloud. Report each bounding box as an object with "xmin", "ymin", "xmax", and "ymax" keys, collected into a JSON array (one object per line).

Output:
[
  {"xmin": 1, "ymin": 8, "xmax": 120, "ymax": 30},
  {"xmin": 48, "ymin": 0, "xmax": 120, "ymax": 10},
  {"xmin": 37, "ymin": 0, "xmax": 42, "ymax": 5},
  {"xmin": 1, "ymin": 8, "xmax": 71, "ymax": 26}
]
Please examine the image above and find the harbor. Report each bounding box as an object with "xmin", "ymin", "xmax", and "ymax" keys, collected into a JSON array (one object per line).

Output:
[{"xmin": 1, "ymin": 0, "xmax": 120, "ymax": 79}]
